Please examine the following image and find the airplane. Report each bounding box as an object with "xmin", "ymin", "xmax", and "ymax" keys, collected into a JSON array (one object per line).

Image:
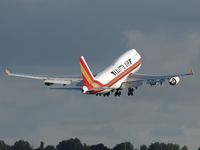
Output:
[{"xmin": 5, "ymin": 49, "xmax": 193, "ymax": 96}]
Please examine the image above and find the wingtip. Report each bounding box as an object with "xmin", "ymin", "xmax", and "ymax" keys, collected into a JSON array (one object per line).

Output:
[{"xmin": 5, "ymin": 68, "xmax": 11, "ymax": 76}]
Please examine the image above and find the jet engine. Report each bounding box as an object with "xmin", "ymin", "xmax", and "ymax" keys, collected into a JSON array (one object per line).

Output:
[
  {"xmin": 44, "ymin": 81, "xmax": 54, "ymax": 86},
  {"xmin": 169, "ymin": 76, "xmax": 180, "ymax": 85}
]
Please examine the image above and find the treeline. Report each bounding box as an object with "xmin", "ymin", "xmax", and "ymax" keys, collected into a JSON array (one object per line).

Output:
[{"xmin": 0, "ymin": 138, "xmax": 197, "ymax": 150}]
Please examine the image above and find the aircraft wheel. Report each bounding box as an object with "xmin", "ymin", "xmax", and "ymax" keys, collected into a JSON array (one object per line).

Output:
[
  {"xmin": 128, "ymin": 88, "xmax": 134, "ymax": 96},
  {"xmin": 114, "ymin": 92, "xmax": 119, "ymax": 96},
  {"xmin": 114, "ymin": 90, "xmax": 121, "ymax": 96},
  {"xmin": 104, "ymin": 92, "xmax": 110, "ymax": 97},
  {"xmin": 128, "ymin": 92, "xmax": 133, "ymax": 96}
]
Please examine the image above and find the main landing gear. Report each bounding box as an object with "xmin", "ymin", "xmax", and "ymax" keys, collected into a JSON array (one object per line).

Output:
[
  {"xmin": 95, "ymin": 88, "xmax": 136, "ymax": 97},
  {"xmin": 96, "ymin": 89, "xmax": 122, "ymax": 97},
  {"xmin": 114, "ymin": 90, "xmax": 121, "ymax": 96},
  {"xmin": 128, "ymin": 87, "xmax": 134, "ymax": 96},
  {"xmin": 96, "ymin": 92, "xmax": 110, "ymax": 97},
  {"xmin": 103, "ymin": 92, "xmax": 110, "ymax": 97}
]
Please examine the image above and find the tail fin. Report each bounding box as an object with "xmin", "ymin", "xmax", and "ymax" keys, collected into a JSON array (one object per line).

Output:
[{"xmin": 80, "ymin": 56, "xmax": 95, "ymax": 87}]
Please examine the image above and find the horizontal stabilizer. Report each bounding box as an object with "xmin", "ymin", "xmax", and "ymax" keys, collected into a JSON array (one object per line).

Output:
[{"xmin": 5, "ymin": 68, "xmax": 12, "ymax": 76}]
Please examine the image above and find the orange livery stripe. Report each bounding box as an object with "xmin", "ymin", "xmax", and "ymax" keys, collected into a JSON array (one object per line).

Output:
[
  {"xmin": 80, "ymin": 55, "xmax": 141, "ymax": 94},
  {"xmin": 91, "ymin": 59, "xmax": 142, "ymax": 93}
]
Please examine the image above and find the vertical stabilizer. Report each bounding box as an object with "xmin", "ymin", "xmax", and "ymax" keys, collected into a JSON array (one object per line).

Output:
[{"xmin": 79, "ymin": 56, "xmax": 95, "ymax": 87}]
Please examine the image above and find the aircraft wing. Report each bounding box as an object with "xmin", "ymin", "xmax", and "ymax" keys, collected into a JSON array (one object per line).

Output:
[
  {"xmin": 122, "ymin": 69, "xmax": 193, "ymax": 88},
  {"xmin": 5, "ymin": 69, "xmax": 82, "ymax": 86}
]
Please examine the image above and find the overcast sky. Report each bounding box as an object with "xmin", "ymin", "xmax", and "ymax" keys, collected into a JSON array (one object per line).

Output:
[{"xmin": 0, "ymin": 0, "xmax": 200, "ymax": 149}]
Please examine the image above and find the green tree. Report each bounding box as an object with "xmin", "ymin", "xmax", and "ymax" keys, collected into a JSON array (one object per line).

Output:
[
  {"xmin": 149, "ymin": 142, "xmax": 160, "ymax": 150},
  {"xmin": 166, "ymin": 143, "xmax": 180, "ymax": 150},
  {"xmin": 160, "ymin": 143, "xmax": 167, "ymax": 150},
  {"xmin": 0, "ymin": 140, "xmax": 10, "ymax": 150},
  {"xmin": 112, "ymin": 142, "xmax": 134, "ymax": 150},
  {"xmin": 56, "ymin": 138, "xmax": 83, "ymax": 150},
  {"xmin": 35, "ymin": 141, "xmax": 45, "ymax": 150},
  {"xmin": 148, "ymin": 142, "xmax": 180, "ymax": 150},
  {"xmin": 181, "ymin": 145, "xmax": 187, "ymax": 150},
  {"xmin": 44, "ymin": 145, "xmax": 56, "ymax": 150},
  {"xmin": 90, "ymin": 143, "xmax": 109, "ymax": 150},
  {"xmin": 12, "ymin": 140, "xmax": 32, "ymax": 150},
  {"xmin": 140, "ymin": 145, "xmax": 147, "ymax": 150},
  {"xmin": 83, "ymin": 143, "xmax": 90, "ymax": 150}
]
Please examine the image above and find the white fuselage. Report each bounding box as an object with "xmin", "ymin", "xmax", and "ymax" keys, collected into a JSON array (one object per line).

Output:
[{"xmin": 94, "ymin": 49, "xmax": 142, "ymax": 93}]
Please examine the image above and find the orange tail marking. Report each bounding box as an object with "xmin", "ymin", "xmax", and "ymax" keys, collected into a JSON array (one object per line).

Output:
[{"xmin": 80, "ymin": 56, "xmax": 95, "ymax": 88}]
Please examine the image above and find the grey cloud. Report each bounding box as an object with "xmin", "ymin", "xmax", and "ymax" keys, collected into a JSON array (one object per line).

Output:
[
  {"xmin": 151, "ymin": 125, "xmax": 183, "ymax": 137},
  {"xmin": 2, "ymin": 0, "xmax": 200, "ymax": 67},
  {"xmin": 124, "ymin": 29, "xmax": 200, "ymax": 72}
]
